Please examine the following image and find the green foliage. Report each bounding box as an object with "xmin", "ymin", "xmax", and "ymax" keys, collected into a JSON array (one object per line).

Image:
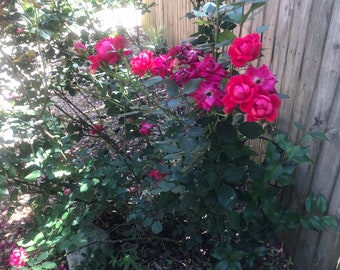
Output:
[{"xmin": 0, "ymin": 0, "xmax": 337, "ymax": 269}]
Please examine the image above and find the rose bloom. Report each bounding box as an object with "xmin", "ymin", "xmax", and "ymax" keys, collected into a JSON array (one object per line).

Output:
[
  {"xmin": 150, "ymin": 54, "xmax": 174, "ymax": 78},
  {"xmin": 194, "ymin": 53, "xmax": 227, "ymax": 83},
  {"xmin": 74, "ymin": 41, "xmax": 87, "ymax": 55},
  {"xmin": 190, "ymin": 81, "xmax": 225, "ymax": 111},
  {"xmin": 222, "ymin": 74, "xmax": 258, "ymax": 114},
  {"xmin": 228, "ymin": 33, "xmax": 262, "ymax": 67},
  {"xmin": 63, "ymin": 188, "xmax": 72, "ymax": 196},
  {"xmin": 130, "ymin": 50, "xmax": 154, "ymax": 77},
  {"xmin": 16, "ymin": 27, "xmax": 23, "ymax": 35},
  {"xmin": 88, "ymin": 35, "xmax": 132, "ymax": 72},
  {"xmin": 168, "ymin": 44, "xmax": 202, "ymax": 65},
  {"xmin": 58, "ymin": 264, "xmax": 67, "ymax": 270},
  {"xmin": 90, "ymin": 124, "xmax": 105, "ymax": 135},
  {"xmin": 139, "ymin": 122, "xmax": 155, "ymax": 136},
  {"xmin": 246, "ymin": 64, "xmax": 278, "ymax": 94},
  {"xmin": 88, "ymin": 55, "xmax": 101, "ymax": 73},
  {"xmin": 170, "ymin": 65, "xmax": 196, "ymax": 86},
  {"xmin": 9, "ymin": 247, "xmax": 27, "ymax": 268},
  {"xmin": 147, "ymin": 169, "xmax": 167, "ymax": 182},
  {"xmin": 243, "ymin": 89, "xmax": 281, "ymax": 122}
]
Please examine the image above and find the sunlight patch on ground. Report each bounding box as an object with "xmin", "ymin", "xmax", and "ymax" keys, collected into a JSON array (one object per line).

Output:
[
  {"xmin": 97, "ymin": 5, "xmax": 142, "ymax": 31},
  {"xmin": 7, "ymin": 194, "xmax": 32, "ymax": 226}
]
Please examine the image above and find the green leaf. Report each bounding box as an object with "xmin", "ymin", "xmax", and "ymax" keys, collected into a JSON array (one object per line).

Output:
[
  {"xmin": 309, "ymin": 130, "xmax": 328, "ymax": 141},
  {"xmin": 215, "ymin": 261, "xmax": 229, "ymax": 270},
  {"xmin": 179, "ymin": 137, "xmax": 197, "ymax": 152},
  {"xmin": 322, "ymin": 216, "xmax": 338, "ymax": 229},
  {"xmin": 217, "ymin": 121, "xmax": 238, "ymax": 143},
  {"xmin": 217, "ymin": 30, "xmax": 236, "ymax": 42},
  {"xmin": 187, "ymin": 126, "xmax": 206, "ymax": 137},
  {"xmin": 305, "ymin": 194, "xmax": 314, "ymax": 213},
  {"xmin": 223, "ymin": 167, "xmax": 245, "ymax": 184},
  {"xmin": 151, "ymin": 220, "xmax": 163, "ymax": 234},
  {"xmin": 227, "ymin": 5, "xmax": 243, "ymax": 23},
  {"xmin": 144, "ymin": 76, "xmax": 163, "ymax": 87},
  {"xmin": 316, "ymin": 195, "xmax": 328, "ymax": 214},
  {"xmin": 293, "ymin": 121, "xmax": 305, "ymax": 131},
  {"xmin": 166, "ymin": 80, "xmax": 178, "ymax": 97},
  {"xmin": 80, "ymin": 182, "xmax": 90, "ymax": 193},
  {"xmin": 36, "ymin": 251, "xmax": 49, "ymax": 263},
  {"xmin": 167, "ymin": 98, "xmax": 183, "ymax": 108},
  {"xmin": 206, "ymin": 171, "xmax": 218, "ymax": 186},
  {"xmin": 183, "ymin": 78, "xmax": 202, "ymax": 95},
  {"xmin": 42, "ymin": 262, "xmax": 57, "ymax": 269},
  {"xmin": 0, "ymin": 186, "xmax": 9, "ymax": 195},
  {"xmin": 159, "ymin": 143, "xmax": 181, "ymax": 154},
  {"xmin": 238, "ymin": 122, "xmax": 264, "ymax": 139},
  {"xmin": 216, "ymin": 185, "xmax": 237, "ymax": 210},
  {"xmin": 309, "ymin": 216, "xmax": 324, "ymax": 232},
  {"xmin": 34, "ymin": 232, "xmax": 45, "ymax": 245},
  {"xmin": 142, "ymin": 216, "xmax": 154, "ymax": 227},
  {"xmin": 24, "ymin": 170, "xmax": 41, "ymax": 181}
]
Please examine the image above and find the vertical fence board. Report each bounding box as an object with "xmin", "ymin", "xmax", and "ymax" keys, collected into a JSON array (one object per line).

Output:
[{"xmin": 143, "ymin": 0, "xmax": 340, "ymax": 269}]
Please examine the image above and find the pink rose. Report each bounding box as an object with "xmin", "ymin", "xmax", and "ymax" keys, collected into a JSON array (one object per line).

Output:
[
  {"xmin": 168, "ymin": 44, "xmax": 202, "ymax": 64},
  {"xmin": 147, "ymin": 169, "xmax": 166, "ymax": 182},
  {"xmin": 88, "ymin": 55, "xmax": 101, "ymax": 73},
  {"xmin": 9, "ymin": 247, "xmax": 27, "ymax": 268},
  {"xmin": 150, "ymin": 54, "xmax": 174, "ymax": 78},
  {"xmin": 243, "ymin": 89, "xmax": 281, "ymax": 122},
  {"xmin": 139, "ymin": 122, "xmax": 155, "ymax": 136},
  {"xmin": 222, "ymin": 74, "xmax": 258, "ymax": 114},
  {"xmin": 74, "ymin": 41, "xmax": 87, "ymax": 55},
  {"xmin": 246, "ymin": 64, "xmax": 278, "ymax": 94},
  {"xmin": 194, "ymin": 53, "xmax": 227, "ymax": 82},
  {"xmin": 90, "ymin": 124, "xmax": 105, "ymax": 135},
  {"xmin": 16, "ymin": 27, "xmax": 23, "ymax": 35},
  {"xmin": 63, "ymin": 188, "xmax": 72, "ymax": 196},
  {"xmin": 190, "ymin": 81, "xmax": 224, "ymax": 111},
  {"xmin": 228, "ymin": 33, "xmax": 262, "ymax": 67},
  {"xmin": 88, "ymin": 35, "xmax": 132, "ymax": 73},
  {"xmin": 130, "ymin": 50, "xmax": 154, "ymax": 77}
]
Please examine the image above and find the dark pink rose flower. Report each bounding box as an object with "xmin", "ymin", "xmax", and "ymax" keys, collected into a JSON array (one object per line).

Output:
[
  {"xmin": 9, "ymin": 247, "xmax": 27, "ymax": 268},
  {"xmin": 168, "ymin": 44, "xmax": 203, "ymax": 64},
  {"xmin": 190, "ymin": 81, "xmax": 224, "ymax": 111},
  {"xmin": 130, "ymin": 50, "xmax": 154, "ymax": 77},
  {"xmin": 150, "ymin": 54, "xmax": 174, "ymax": 78},
  {"xmin": 58, "ymin": 264, "xmax": 67, "ymax": 270},
  {"xmin": 194, "ymin": 53, "xmax": 227, "ymax": 82},
  {"xmin": 246, "ymin": 64, "xmax": 278, "ymax": 94},
  {"xmin": 170, "ymin": 66, "xmax": 197, "ymax": 86},
  {"xmin": 74, "ymin": 41, "xmax": 87, "ymax": 55},
  {"xmin": 228, "ymin": 33, "xmax": 262, "ymax": 67},
  {"xmin": 16, "ymin": 27, "xmax": 23, "ymax": 35},
  {"xmin": 88, "ymin": 35, "xmax": 132, "ymax": 73},
  {"xmin": 242, "ymin": 89, "xmax": 281, "ymax": 122},
  {"xmin": 90, "ymin": 124, "xmax": 105, "ymax": 135},
  {"xmin": 222, "ymin": 74, "xmax": 258, "ymax": 114},
  {"xmin": 147, "ymin": 169, "xmax": 167, "ymax": 182},
  {"xmin": 63, "ymin": 188, "xmax": 72, "ymax": 196},
  {"xmin": 139, "ymin": 122, "xmax": 155, "ymax": 136},
  {"xmin": 88, "ymin": 55, "xmax": 101, "ymax": 73}
]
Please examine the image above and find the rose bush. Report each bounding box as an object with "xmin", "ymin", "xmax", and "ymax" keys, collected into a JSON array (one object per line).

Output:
[{"xmin": 0, "ymin": 0, "xmax": 337, "ymax": 269}]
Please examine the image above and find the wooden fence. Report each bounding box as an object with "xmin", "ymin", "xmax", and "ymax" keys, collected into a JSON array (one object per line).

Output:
[
  {"xmin": 142, "ymin": 0, "xmax": 196, "ymax": 47},
  {"xmin": 142, "ymin": 0, "xmax": 340, "ymax": 269}
]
